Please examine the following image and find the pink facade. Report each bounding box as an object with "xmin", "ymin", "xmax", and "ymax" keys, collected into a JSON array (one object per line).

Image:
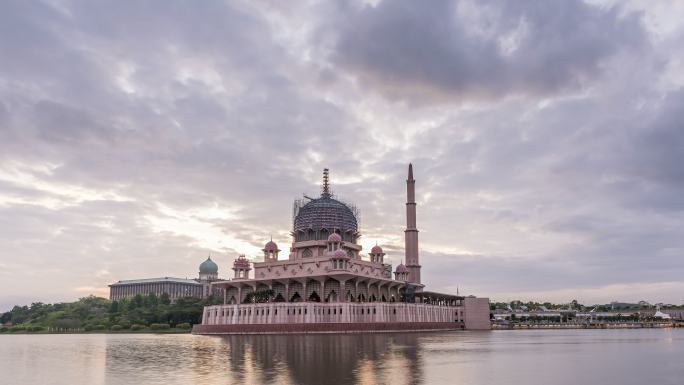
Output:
[
  {"xmin": 194, "ymin": 165, "xmax": 490, "ymax": 334},
  {"xmin": 202, "ymin": 302, "xmax": 464, "ymax": 326}
]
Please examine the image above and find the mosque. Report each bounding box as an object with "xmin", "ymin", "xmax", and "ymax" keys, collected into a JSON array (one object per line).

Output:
[{"xmin": 192, "ymin": 164, "xmax": 490, "ymax": 333}]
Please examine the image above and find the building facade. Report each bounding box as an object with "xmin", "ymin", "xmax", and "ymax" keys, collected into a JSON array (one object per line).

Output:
[
  {"xmin": 193, "ymin": 165, "xmax": 490, "ymax": 334},
  {"xmin": 109, "ymin": 256, "xmax": 222, "ymax": 302}
]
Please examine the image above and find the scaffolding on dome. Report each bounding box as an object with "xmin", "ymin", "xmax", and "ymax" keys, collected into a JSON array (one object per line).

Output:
[
  {"xmin": 292, "ymin": 193, "xmax": 360, "ymax": 233},
  {"xmin": 292, "ymin": 168, "xmax": 361, "ymax": 233}
]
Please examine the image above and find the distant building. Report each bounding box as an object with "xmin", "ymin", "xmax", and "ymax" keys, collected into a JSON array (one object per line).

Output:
[{"xmin": 109, "ymin": 256, "xmax": 222, "ymax": 302}]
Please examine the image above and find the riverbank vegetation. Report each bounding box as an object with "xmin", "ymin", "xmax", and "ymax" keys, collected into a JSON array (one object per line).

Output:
[
  {"xmin": 490, "ymin": 299, "xmax": 684, "ymax": 312},
  {"xmin": 0, "ymin": 294, "xmax": 222, "ymax": 333}
]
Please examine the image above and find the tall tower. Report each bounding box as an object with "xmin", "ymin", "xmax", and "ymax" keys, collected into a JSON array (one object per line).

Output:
[{"xmin": 405, "ymin": 163, "xmax": 421, "ymax": 284}]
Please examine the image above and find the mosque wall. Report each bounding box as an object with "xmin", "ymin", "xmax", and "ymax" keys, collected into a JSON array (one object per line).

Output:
[
  {"xmin": 201, "ymin": 302, "xmax": 465, "ymax": 327},
  {"xmin": 252, "ymin": 258, "xmax": 388, "ymax": 281},
  {"xmin": 463, "ymin": 297, "xmax": 492, "ymax": 330}
]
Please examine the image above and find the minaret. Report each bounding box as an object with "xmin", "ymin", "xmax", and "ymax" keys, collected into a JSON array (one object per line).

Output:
[{"xmin": 405, "ymin": 163, "xmax": 421, "ymax": 284}]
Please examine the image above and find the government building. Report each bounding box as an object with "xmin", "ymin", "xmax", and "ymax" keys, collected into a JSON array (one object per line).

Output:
[
  {"xmin": 109, "ymin": 257, "xmax": 222, "ymax": 302},
  {"xmin": 192, "ymin": 164, "xmax": 490, "ymax": 334}
]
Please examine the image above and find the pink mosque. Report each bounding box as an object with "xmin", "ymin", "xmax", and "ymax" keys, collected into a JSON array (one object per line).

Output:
[{"xmin": 192, "ymin": 164, "xmax": 490, "ymax": 334}]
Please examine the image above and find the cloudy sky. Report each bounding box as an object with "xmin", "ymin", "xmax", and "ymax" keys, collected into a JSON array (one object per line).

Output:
[{"xmin": 1, "ymin": 0, "xmax": 683, "ymax": 310}]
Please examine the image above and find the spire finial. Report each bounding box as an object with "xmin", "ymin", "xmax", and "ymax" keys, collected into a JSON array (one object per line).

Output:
[
  {"xmin": 408, "ymin": 163, "xmax": 414, "ymax": 180},
  {"xmin": 322, "ymin": 168, "xmax": 330, "ymax": 197}
]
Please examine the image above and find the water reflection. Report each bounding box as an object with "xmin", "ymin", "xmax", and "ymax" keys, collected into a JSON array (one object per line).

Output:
[
  {"xmin": 104, "ymin": 333, "xmax": 429, "ymax": 385},
  {"xmin": 2, "ymin": 330, "xmax": 683, "ymax": 385},
  {"xmin": 218, "ymin": 333, "xmax": 425, "ymax": 384}
]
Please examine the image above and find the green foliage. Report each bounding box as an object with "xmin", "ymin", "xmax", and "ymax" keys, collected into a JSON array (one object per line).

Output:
[
  {"xmin": 1, "ymin": 293, "xmax": 217, "ymax": 333},
  {"xmin": 490, "ymin": 299, "xmax": 684, "ymax": 312},
  {"xmin": 146, "ymin": 293, "xmax": 159, "ymax": 307},
  {"xmin": 150, "ymin": 323, "xmax": 170, "ymax": 330},
  {"xmin": 244, "ymin": 289, "xmax": 275, "ymax": 304},
  {"xmin": 1, "ymin": 311, "xmax": 12, "ymax": 323},
  {"xmin": 133, "ymin": 294, "xmax": 143, "ymax": 308},
  {"xmin": 176, "ymin": 323, "xmax": 191, "ymax": 329},
  {"xmin": 110, "ymin": 325, "xmax": 122, "ymax": 331}
]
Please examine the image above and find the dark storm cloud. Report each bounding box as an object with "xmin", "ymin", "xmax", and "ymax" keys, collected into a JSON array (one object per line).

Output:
[
  {"xmin": 327, "ymin": 0, "xmax": 646, "ymax": 101},
  {"xmin": 630, "ymin": 91, "xmax": 684, "ymax": 188}
]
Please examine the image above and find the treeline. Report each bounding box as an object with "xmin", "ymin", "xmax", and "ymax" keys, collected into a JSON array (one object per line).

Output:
[
  {"xmin": 490, "ymin": 299, "xmax": 684, "ymax": 312},
  {"xmin": 0, "ymin": 293, "xmax": 222, "ymax": 333},
  {"xmin": 490, "ymin": 300, "xmax": 585, "ymax": 312}
]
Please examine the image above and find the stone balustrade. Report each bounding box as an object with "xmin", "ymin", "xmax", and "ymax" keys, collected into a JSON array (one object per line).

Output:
[{"xmin": 202, "ymin": 302, "xmax": 464, "ymax": 326}]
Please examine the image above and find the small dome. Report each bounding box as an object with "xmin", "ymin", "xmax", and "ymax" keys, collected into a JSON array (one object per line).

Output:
[
  {"xmin": 264, "ymin": 240, "xmax": 278, "ymax": 251},
  {"xmin": 327, "ymin": 233, "xmax": 342, "ymax": 242},
  {"xmin": 333, "ymin": 249, "xmax": 348, "ymax": 258},
  {"xmin": 395, "ymin": 263, "xmax": 408, "ymax": 273},
  {"xmin": 199, "ymin": 257, "xmax": 218, "ymax": 274},
  {"xmin": 371, "ymin": 244, "xmax": 383, "ymax": 254}
]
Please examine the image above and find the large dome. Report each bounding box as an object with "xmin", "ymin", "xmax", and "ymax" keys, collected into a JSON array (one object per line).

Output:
[{"xmin": 293, "ymin": 196, "xmax": 358, "ymax": 233}]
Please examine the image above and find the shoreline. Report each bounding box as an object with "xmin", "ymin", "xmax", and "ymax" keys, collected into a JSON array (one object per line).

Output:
[
  {"xmin": 3, "ymin": 323, "xmax": 682, "ymax": 335},
  {"xmin": 492, "ymin": 322, "xmax": 679, "ymax": 330},
  {"xmin": 0, "ymin": 329, "xmax": 191, "ymax": 335}
]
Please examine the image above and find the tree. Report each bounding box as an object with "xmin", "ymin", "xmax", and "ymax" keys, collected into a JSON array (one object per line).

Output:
[
  {"xmin": 126, "ymin": 298, "xmax": 138, "ymax": 311},
  {"xmin": 243, "ymin": 289, "xmax": 274, "ymax": 303},
  {"xmin": 146, "ymin": 293, "xmax": 159, "ymax": 307},
  {"xmin": 133, "ymin": 294, "xmax": 143, "ymax": 308},
  {"xmin": 160, "ymin": 293, "xmax": 171, "ymax": 305},
  {"xmin": 109, "ymin": 301, "xmax": 119, "ymax": 314}
]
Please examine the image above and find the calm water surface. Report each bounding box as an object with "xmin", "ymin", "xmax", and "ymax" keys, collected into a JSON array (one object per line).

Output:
[{"xmin": 0, "ymin": 329, "xmax": 682, "ymax": 385}]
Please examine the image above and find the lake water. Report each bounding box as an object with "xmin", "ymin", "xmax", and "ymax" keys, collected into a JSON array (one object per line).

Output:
[{"xmin": 0, "ymin": 329, "xmax": 682, "ymax": 384}]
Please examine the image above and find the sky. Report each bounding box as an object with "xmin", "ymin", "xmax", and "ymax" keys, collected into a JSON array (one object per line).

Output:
[{"xmin": 1, "ymin": 0, "xmax": 683, "ymax": 311}]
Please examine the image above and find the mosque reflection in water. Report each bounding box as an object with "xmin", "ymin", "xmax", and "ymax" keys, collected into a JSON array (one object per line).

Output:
[
  {"xmin": 104, "ymin": 333, "xmax": 428, "ymax": 384},
  {"xmin": 214, "ymin": 333, "xmax": 423, "ymax": 384},
  {"xmin": 103, "ymin": 332, "xmax": 438, "ymax": 385}
]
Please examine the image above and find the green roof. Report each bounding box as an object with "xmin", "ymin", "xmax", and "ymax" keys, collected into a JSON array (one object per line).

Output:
[{"xmin": 199, "ymin": 256, "xmax": 218, "ymax": 274}]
